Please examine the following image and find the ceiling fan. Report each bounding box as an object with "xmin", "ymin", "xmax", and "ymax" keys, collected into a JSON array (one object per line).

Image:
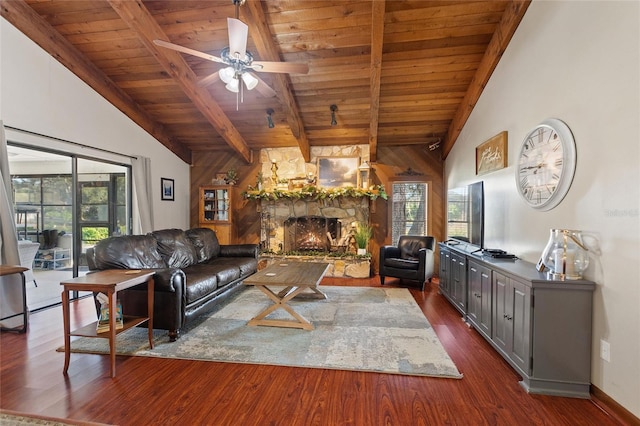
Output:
[{"xmin": 153, "ymin": 0, "xmax": 308, "ymax": 106}]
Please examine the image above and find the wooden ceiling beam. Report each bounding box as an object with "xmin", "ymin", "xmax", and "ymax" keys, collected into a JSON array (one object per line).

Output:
[
  {"xmin": 442, "ymin": 0, "xmax": 531, "ymax": 159},
  {"xmin": 107, "ymin": 0, "xmax": 252, "ymax": 163},
  {"xmin": 242, "ymin": 0, "xmax": 311, "ymax": 163},
  {"xmin": 368, "ymin": 0, "xmax": 385, "ymax": 163},
  {"xmin": 0, "ymin": 0, "xmax": 192, "ymax": 164}
]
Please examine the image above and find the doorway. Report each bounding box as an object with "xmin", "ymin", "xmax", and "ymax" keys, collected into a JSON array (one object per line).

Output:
[{"xmin": 8, "ymin": 144, "xmax": 132, "ymax": 311}]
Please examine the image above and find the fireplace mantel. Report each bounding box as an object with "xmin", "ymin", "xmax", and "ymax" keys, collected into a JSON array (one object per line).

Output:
[
  {"xmin": 242, "ymin": 185, "xmax": 387, "ymax": 201},
  {"xmin": 249, "ymin": 187, "xmax": 383, "ymax": 254}
]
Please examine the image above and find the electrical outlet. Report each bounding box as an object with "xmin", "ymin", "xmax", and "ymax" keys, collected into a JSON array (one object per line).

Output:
[{"xmin": 600, "ymin": 339, "xmax": 610, "ymax": 362}]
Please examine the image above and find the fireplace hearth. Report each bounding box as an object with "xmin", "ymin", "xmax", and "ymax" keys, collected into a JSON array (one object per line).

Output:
[{"xmin": 284, "ymin": 216, "xmax": 341, "ymax": 252}]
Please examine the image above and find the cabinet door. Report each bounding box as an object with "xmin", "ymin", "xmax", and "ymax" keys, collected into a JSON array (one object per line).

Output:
[
  {"xmin": 492, "ymin": 271, "xmax": 510, "ymax": 354},
  {"xmin": 468, "ymin": 261, "xmax": 492, "ymax": 338},
  {"xmin": 492, "ymin": 272, "xmax": 531, "ymax": 375},
  {"xmin": 450, "ymin": 253, "xmax": 467, "ymax": 313},
  {"xmin": 467, "ymin": 262, "xmax": 482, "ymax": 325},
  {"xmin": 200, "ymin": 186, "xmax": 231, "ymax": 223},
  {"xmin": 479, "ymin": 266, "xmax": 492, "ymax": 337},
  {"xmin": 509, "ymin": 278, "xmax": 531, "ymax": 375},
  {"xmin": 439, "ymin": 248, "xmax": 450, "ymax": 296}
]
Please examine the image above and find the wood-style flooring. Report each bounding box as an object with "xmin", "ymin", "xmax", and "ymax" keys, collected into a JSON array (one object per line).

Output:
[{"xmin": 0, "ymin": 276, "xmax": 631, "ymax": 425}]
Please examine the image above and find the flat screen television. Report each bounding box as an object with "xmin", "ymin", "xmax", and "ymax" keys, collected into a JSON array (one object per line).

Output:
[{"xmin": 446, "ymin": 181, "xmax": 484, "ymax": 248}]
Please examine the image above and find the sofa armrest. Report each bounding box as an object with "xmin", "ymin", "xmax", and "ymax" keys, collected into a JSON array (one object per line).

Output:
[
  {"xmin": 380, "ymin": 245, "xmax": 401, "ymax": 261},
  {"xmin": 153, "ymin": 268, "xmax": 186, "ymax": 293},
  {"xmin": 417, "ymin": 247, "xmax": 435, "ymax": 279},
  {"xmin": 220, "ymin": 244, "xmax": 259, "ymax": 259}
]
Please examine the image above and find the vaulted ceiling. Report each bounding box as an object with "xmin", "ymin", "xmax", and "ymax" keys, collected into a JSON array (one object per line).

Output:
[{"xmin": 1, "ymin": 0, "xmax": 530, "ymax": 165}]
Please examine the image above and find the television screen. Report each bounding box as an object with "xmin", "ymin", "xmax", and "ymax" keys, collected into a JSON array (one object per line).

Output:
[{"xmin": 446, "ymin": 181, "xmax": 484, "ymax": 248}]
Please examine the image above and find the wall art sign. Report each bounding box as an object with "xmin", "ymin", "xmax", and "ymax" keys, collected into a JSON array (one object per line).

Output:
[{"xmin": 476, "ymin": 131, "xmax": 508, "ymax": 175}]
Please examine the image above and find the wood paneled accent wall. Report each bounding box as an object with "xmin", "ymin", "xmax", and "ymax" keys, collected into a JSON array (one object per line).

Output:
[{"xmin": 190, "ymin": 145, "xmax": 444, "ymax": 274}]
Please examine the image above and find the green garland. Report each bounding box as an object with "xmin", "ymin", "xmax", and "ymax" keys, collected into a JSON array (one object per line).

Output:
[{"xmin": 242, "ymin": 184, "xmax": 388, "ymax": 201}]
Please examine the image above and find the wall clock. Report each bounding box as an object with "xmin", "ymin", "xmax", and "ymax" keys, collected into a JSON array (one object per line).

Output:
[{"xmin": 516, "ymin": 118, "xmax": 576, "ymax": 211}]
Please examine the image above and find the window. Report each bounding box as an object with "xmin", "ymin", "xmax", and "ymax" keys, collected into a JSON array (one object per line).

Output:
[{"xmin": 391, "ymin": 182, "xmax": 429, "ymax": 245}]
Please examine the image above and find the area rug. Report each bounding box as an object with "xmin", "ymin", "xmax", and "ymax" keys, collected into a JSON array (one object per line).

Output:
[
  {"xmin": 60, "ymin": 286, "xmax": 463, "ymax": 379},
  {"xmin": 0, "ymin": 409, "xmax": 110, "ymax": 426}
]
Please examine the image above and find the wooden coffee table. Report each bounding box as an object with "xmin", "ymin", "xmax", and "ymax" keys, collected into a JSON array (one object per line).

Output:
[{"xmin": 244, "ymin": 261, "xmax": 329, "ymax": 330}]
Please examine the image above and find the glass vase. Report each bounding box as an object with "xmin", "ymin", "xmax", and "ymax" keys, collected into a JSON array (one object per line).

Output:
[{"xmin": 540, "ymin": 229, "xmax": 589, "ymax": 280}]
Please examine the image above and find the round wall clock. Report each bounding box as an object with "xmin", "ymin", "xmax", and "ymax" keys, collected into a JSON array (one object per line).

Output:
[{"xmin": 516, "ymin": 118, "xmax": 576, "ymax": 211}]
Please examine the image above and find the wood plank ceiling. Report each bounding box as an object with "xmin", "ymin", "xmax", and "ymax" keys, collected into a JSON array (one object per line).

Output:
[{"xmin": 1, "ymin": 0, "xmax": 530, "ymax": 165}]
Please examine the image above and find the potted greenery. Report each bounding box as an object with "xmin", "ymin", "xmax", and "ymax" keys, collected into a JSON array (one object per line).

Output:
[
  {"xmin": 353, "ymin": 222, "xmax": 373, "ymax": 255},
  {"xmin": 224, "ymin": 168, "xmax": 238, "ymax": 185}
]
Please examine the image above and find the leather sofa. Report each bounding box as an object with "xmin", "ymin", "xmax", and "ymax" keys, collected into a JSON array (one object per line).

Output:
[
  {"xmin": 86, "ymin": 228, "xmax": 258, "ymax": 341},
  {"xmin": 379, "ymin": 235, "xmax": 435, "ymax": 291}
]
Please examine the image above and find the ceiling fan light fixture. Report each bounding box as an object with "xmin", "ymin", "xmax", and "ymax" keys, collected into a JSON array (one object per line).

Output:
[
  {"xmin": 242, "ymin": 72, "xmax": 258, "ymax": 90},
  {"xmin": 225, "ymin": 78, "xmax": 240, "ymax": 93},
  {"xmin": 219, "ymin": 66, "xmax": 235, "ymax": 84}
]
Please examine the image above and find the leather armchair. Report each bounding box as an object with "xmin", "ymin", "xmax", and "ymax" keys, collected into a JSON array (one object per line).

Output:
[{"xmin": 379, "ymin": 235, "xmax": 435, "ymax": 291}]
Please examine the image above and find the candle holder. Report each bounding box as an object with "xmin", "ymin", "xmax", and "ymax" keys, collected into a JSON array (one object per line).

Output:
[{"xmin": 540, "ymin": 229, "xmax": 589, "ymax": 280}]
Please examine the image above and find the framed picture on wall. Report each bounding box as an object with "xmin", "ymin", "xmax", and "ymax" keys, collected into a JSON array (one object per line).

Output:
[
  {"xmin": 476, "ymin": 131, "xmax": 508, "ymax": 175},
  {"xmin": 161, "ymin": 177, "xmax": 175, "ymax": 201},
  {"xmin": 317, "ymin": 157, "xmax": 359, "ymax": 188}
]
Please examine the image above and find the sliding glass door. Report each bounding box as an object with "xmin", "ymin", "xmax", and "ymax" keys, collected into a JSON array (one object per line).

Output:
[{"xmin": 8, "ymin": 144, "xmax": 132, "ymax": 311}]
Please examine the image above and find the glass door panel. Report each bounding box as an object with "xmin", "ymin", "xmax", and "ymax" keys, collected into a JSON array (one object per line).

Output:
[
  {"xmin": 7, "ymin": 145, "xmax": 132, "ymax": 311},
  {"xmin": 8, "ymin": 146, "xmax": 74, "ymax": 311}
]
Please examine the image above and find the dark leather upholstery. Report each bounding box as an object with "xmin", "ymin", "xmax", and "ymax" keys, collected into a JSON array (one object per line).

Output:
[
  {"xmin": 379, "ymin": 235, "xmax": 435, "ymax": 291},
  {"xmin": 87, "ymin": 228, "xmax": 258, "ymax": 341}
]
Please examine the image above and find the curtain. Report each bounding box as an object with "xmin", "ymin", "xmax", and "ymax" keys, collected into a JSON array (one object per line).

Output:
[
  {"xmin": 0, "ymin": 120, "xmax": 25, "ymax": 329},
  {"xmin": 131, "ymin": 156, "xmax": 153, "ymax": 234}
]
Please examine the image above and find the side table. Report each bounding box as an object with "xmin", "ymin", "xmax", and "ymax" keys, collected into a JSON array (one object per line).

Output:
[
  {"xmin": 60, "ymin": 270, "xmax": 155, "ymax": 378},
  {"xmin": 0, "ymin": 265, "xmax": 29, "ymax": 333}
]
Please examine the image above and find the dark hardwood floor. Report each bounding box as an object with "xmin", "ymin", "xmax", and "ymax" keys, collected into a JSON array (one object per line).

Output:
[{"xmin": 0, "ymin": 276, "xmax": 630, "ymax": 425}]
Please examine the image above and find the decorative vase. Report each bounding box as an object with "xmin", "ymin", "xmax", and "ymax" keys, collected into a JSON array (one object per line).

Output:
[
  {"xmin": 540, "ymin": 229, "xmax": 589, "ymax": 280},
  {"xmin": 357, "ymin": 248, "xmax": 367, "ymax": 256}
]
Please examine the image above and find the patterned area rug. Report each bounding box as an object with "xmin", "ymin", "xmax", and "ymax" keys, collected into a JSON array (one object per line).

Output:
[
  {"xmin": 0, "ymin": 409, "xmax": 110, "ymax": 425},
  {"xmin": 61, "ymin": 286, "xmax": 462, "ymax": 379}
]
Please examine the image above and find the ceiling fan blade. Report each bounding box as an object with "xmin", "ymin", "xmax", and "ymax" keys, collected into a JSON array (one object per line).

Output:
[
  {"xmin": 251, "ymin": 73, "xmax": 277, "ymax": 98},
  {"xmin": 252, "ymin": 61, "xmax": 309, "ymax": 75},
  {"xmin": 153, "ymin": 39, "xmax": 225, "ymax": 64},
  {"xmin": 227, "ymin": 18, "xmax": 248, "ymax": 59},
  {"xmin": 197, "ymin": 73, "xmax": 221, "ymax": 88}
]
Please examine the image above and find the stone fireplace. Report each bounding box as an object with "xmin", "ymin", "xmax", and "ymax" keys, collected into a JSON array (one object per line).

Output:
[
  {"xmin": 259, "ymin": 197, "xmax": 369, "ymax": 254},
  {"xmin": 284, "ymin": 216, "xmax": 341, "ymax": 252}
]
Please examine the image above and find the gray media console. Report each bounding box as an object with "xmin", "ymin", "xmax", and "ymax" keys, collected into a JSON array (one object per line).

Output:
[{"xmin": 438, "ymin": 242, "xmax": 595, "ymax": 398}]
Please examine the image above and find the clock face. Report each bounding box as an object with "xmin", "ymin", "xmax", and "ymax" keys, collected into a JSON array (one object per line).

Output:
[{"xmin": 516, "ymin": 119, "xmax": 576, "ymax": 211}]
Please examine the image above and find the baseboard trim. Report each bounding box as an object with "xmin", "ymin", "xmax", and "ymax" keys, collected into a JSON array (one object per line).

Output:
[{"xmin": 590, "ymin": 385, "xmax": 640, "ymax": 425}]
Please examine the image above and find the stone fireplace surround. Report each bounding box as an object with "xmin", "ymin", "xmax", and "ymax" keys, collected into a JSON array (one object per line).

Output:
[
  {"xmin": 255, "ymin": 145, "xmax": 372, "ymax": 278},
  {"xmin": 257, "ymin": 145, "xmax": 371, "ymax": 255},
  {"xmin": 260, "ymin": 196, "xmax": 369, "ymax": 254}
]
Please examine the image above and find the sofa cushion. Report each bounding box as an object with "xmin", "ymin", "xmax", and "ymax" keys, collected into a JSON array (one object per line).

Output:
[
  {"xmin": 399, "ymin": 239, "xmax": 428, "ymax": 260},
  {"xmin": 209, "ymin": 256, "xmax": 258, "ymax": 278},
  {"xmin": 152, "ymin": 228, "xmax": 199, "ymax": 268},
  {"xmin": 384, "ymin": 257, "xmax": 419, "ymax": 270},
  {"xmin": 185, "ymin": 228, "xmax": 221, "ymax": 262},
  {"xmin": 93, "ymin": 235, "xmax": 167, "ymax": 269},
  {"xmin": 182, "ymin": 264, "xmax": 219, "ymax": 304}
]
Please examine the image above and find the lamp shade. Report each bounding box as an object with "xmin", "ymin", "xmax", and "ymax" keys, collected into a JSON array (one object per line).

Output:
[
  {"xmin": 219, "ymin": 66, "xmax": 235, "ymax": 84},
  {"xmin": 242, "ymin": 72, "xmax": 259, "ymax": 90},
  {"xmin": 225, "ymin": 78, "xmax": 239, "ymax": 93}
]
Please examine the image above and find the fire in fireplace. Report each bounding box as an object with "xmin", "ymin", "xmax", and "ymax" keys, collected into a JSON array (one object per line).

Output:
[{"xmin": 284, "ymin": 216, "xmax": 341, "ymax": 252}]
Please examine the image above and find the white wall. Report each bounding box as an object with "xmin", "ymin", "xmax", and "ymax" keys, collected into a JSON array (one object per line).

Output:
[
  {"xmin": 0, "ymin": 18, "xmax": 190, "ymax": 231},
  {"xmin": 446, "ymin": 1, "xmax": 639, "ymax": 416}
]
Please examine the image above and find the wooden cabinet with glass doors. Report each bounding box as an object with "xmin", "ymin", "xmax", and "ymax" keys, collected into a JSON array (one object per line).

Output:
[{"xmin": 198, "ymin": 186, "xmax": 233, "ymax": 245}]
